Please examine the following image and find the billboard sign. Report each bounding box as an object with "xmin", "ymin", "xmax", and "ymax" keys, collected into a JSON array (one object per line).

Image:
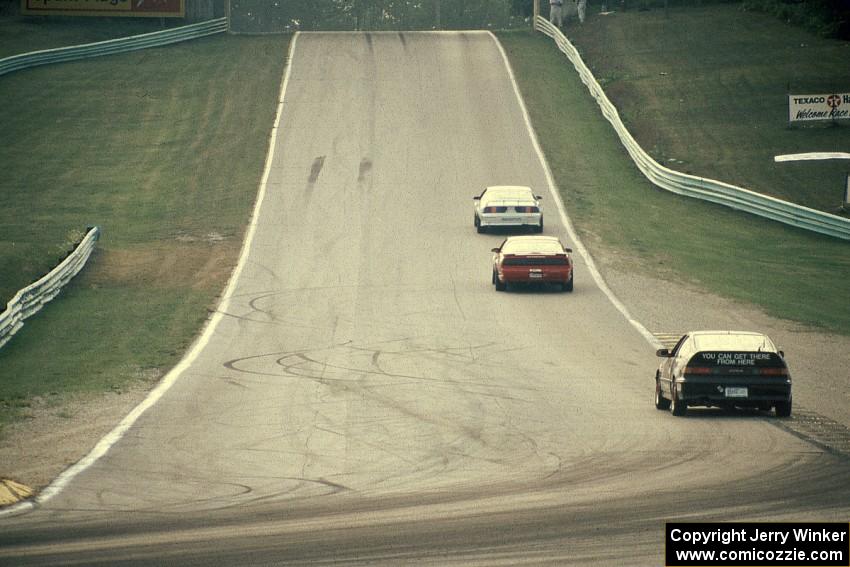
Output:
[
  {"xmin": 22, "ymin": 0, "xmax": 185, "ymax": 18},
  {"xmin": 788, "ymin": 92, "xmax": 850, "ymax": 123}
]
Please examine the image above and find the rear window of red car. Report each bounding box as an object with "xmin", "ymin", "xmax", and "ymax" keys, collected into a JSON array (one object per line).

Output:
[{"xmin": 503, "ymin": 256, "xmax": 568, "ymax": 266}]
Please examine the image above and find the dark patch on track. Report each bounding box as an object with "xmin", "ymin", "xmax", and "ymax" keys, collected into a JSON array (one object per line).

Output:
[
  {"xmin": 307, "ymin": 155, "xmax": 326, "ymax": 186},
  {"xmin": 358, "ymin": 157, "xmax": 372, "ymax": 182}
]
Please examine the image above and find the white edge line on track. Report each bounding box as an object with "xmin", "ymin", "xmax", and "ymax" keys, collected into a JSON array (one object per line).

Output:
[
  {"xmin": 0, "ymin": 32, "xmax": 302, "ymax": 519},
  {"xmin": 489, "ymin": 31, "xmax": 662, "ymax": 351}
]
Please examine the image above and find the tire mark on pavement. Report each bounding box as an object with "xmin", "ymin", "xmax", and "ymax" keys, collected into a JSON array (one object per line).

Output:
[
  {"xmin": 358, "ymin": 157, "xmax": 372, "ymax": 182},
  {"xmin": 307, "ymin": 155, "xmax": 326, "ymax": 186}
]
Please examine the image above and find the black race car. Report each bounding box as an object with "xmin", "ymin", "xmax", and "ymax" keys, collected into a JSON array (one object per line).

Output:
[{"xmin": 654, "ymin": 331, "xmax": 792, "ymax": 417}]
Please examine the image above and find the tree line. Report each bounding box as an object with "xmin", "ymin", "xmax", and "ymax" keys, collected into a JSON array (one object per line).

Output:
[{"xmin": 228, "ymin": 0, "xmax": 533, "ymax": 32}]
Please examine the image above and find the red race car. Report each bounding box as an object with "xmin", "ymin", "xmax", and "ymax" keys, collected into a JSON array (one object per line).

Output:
[{"xmin": 491, "ymin": 236, "xmax": 574, "ymax": 292}]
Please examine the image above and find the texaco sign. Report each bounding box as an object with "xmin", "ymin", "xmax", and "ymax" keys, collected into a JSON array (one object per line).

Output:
[{"xmin": 789, "ymin": 92, "xmax": 850, "ymax": 123}]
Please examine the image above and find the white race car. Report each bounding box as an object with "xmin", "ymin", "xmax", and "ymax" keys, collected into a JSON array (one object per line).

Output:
[{"xmin": 473, "ymin": 185, "xmax": 543, "ymax": 234}]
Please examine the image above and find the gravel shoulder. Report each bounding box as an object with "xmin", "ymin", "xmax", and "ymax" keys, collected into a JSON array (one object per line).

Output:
[{"xmin": 0, "ymin": 382, "xmax": 155, "ymax": 497}]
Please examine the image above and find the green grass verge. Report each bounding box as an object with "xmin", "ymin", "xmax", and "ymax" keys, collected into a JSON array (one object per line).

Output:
[
  {"xmin": 564, "ymin": 5, "xmax": 850, "ymax": 213},
  {"xmin": 497, "ymin": 28, "xmax": 850, "ymax": 335},
  {"xmin": 0, "ymin": 32, "xmax": 291, "ymax": 430},
  {"xmin": 0, "ymin": 286, "xmax": 209, "ymax": 399}
]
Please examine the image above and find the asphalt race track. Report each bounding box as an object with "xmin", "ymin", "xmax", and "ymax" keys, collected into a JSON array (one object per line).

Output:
[{"xmin": 1, "ymin": 32, "xmax": 849, "ymax": 566}]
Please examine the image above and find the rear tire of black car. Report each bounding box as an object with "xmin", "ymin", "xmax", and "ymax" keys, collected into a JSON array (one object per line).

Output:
[
  {"xmin": 495, "ymin": 274, "xmax": 506, "ymax": 292},
  {"xmin": 655, "ymin": 379, "xmax": 670, "ymax": 410},
  {"xmin": 775, "ymin": 397, "xmax": 792, "ymax": 418},
  {"xmin": 670, "ymin": 385, "xmax": 687, "ymax": 416}
]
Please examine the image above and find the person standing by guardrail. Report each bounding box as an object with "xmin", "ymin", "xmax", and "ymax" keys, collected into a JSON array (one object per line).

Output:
[{"xmin": 550, "ymin": 0, "xmax": 565, "ymax": 28}]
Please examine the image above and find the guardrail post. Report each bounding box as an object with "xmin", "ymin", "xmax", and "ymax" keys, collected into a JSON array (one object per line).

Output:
[{"xmin": 533, "ymin": 0, "xmax": 540, "ymax": 30}]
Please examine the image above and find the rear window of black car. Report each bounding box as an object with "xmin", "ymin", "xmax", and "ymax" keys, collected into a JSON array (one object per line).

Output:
[{"xmin": 689, "ymin": 351, "xmax": 785, "ymax": 368}]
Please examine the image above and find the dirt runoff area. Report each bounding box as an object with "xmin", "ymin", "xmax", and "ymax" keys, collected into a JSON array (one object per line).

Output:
[
  {"xmin": 1, "ymin": 248, "xmax": 849, "ymax": 507},
  {"xmin": 0, "ymin": 380, "xmax": 156, "ymax": 504}
]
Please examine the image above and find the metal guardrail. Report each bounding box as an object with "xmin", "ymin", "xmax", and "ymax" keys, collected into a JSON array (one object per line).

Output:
[
  {"xmin": 0, "ymin": 18, "xmax": 227, "ymax": 78},
  {"xmin": 534, "ymin": 17, "xmax": 850, "ymax": 241},
  {"xmin": 0, "ymin": 227, "xmax": 100, "ymax": 350}
]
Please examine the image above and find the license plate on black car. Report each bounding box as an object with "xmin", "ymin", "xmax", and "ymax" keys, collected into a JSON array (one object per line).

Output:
[{"xmin": 725, "ymin": 387, "xmax": 747, "ymax": 398}]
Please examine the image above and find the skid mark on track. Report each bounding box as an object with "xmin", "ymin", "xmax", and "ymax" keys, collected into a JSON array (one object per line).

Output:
[
  {"xmin": 217, "ymin": 289, "xmax": 350, "ymax": 329},
  {"xmin": 358, "ymin": 157, "xmax": 372, "ymax": 182},
  {"xmin": 314, "ymin": 425, "xmax": 419, "ymax": 467},
  {"xmin": 220, "ymin": 338, "xmax": 541, "ymax": 468},
  {"xmin": 223, "ymin": 341, "xmax": 539, "ymax": 395},
  {"xmin": 307, "ymin": 155, "xmax": 326, "ymax": 186},
  {"xmin": 248, "ymin": 291, "xmax": 283, "ymax": 322}
]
